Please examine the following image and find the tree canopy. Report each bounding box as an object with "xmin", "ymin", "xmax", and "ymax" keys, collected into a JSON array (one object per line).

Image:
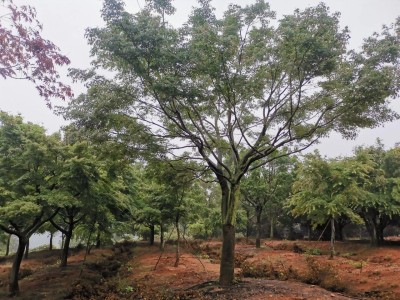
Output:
[{"xmin": 61, "ymin": 0, "xmax": 400, "ymax": 285}]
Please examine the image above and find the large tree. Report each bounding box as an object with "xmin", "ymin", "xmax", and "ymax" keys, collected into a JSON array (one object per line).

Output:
[
  {"xmin": 0, "ymin": 0, "xmax": 71, "ymax": 103},
  {"xmin": 67, "ymin": 0, "xmax": 400, "ymax": 285}
]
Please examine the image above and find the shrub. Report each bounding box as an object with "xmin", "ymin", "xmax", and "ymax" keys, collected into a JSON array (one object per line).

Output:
[
  {"xmin": 305, "ymin": 248, "xmax": 322, "ymax": 255},
  {"xmin": 300, "ymin": 256, "xmax": 347, "ymax": 292},
  {"xmin": 241, "ymin": 259, "xmax": 298, "ymax": 280}
]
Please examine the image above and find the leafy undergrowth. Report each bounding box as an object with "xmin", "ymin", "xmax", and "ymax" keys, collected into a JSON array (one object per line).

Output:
[{"xmin": 1, "ymin": 239, "xmax": 400, "ymax": 299}]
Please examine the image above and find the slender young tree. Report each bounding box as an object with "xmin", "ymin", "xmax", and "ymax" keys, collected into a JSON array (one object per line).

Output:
[
  {"xmin": 67, "ymin": 0, "xmax": 400, "ymax": 285},
  {"xmin": 242, "ymin": 154, "xmax": 295, "ymax": 247}
]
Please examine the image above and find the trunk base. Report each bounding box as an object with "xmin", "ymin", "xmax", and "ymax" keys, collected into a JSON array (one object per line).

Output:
[{"xmin": 219, "ymin": 224, "xmax": 235, "ymax": 286}]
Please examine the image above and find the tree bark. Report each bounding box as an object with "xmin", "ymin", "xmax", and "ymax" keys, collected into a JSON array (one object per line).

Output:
[
  {"xmin": 24, "ymin": 239, "xmax": 29, "ymax": 259},
  {"xmin": 160, "ymin": 223, "xmax": 165, "ymax": 251},
  {"xmin": 245, "ymin": 209, "xmax": 251, "ymax": 242},
  {"xmin": 61, "ymin": 225, "xmax": 73, "ymax": 268},
  {"xmin": 149, "ymin": 224, "xmax": 155, "ymax": 246},
  {"xmin": 330, "ymin": 218, "xmax": 335, "ymax": 259},
  {"xmin": 6, "ymin": 234, "xmax": 11, "ymax": 256},
  {"xmin": 61, "ymin": 233, "xmax": 65, "ymax": 249},
  {"xmin": 219, "ymin": 183, "xmax": 239, "ymax": 286},
  {"xmin": 364, "ymin": 216, "xmax": 379, "ymax": 246},
  {"xmin": 219, "ymin": 224, "xmax": 235, "ymax": 286},
  {"xmin": 174, "ymin": 217, "xmax": 180, "ymax": 267},
  {"xmin": 270, "ymin": 215, "xmax": 274, "ymax": 239},
  {"xmin": 95, "ymin": 230, "xmax": 101, "ymax": 249},
  {"xmin": 9, "ymin": 237, "xmax": 27, "ymax": 296},
  {"xmin": 49, "ymin": 232, "xmax": 53, "ymax": 251},
  {"xmin": 255, "ymin": 208, "xmax": 262, "ymax": 248}
]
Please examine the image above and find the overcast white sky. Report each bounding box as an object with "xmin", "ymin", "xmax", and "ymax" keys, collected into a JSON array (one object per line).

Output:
[{"xmin": 1, "ymin": 0, "xmax": 399, "ymax": 157}]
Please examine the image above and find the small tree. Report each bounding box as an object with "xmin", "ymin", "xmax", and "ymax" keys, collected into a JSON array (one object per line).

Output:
[
  {"xmin": 288, "ymin": 153, "xmax": 364, "ymax": 258},
  {"xmin": 242, "ymin": 154, "xmax": 295, "ymax": 247}
]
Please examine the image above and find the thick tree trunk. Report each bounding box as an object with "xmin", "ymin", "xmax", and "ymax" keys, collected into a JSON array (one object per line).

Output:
[
  {"xmin": 6, "ymin": 234, "xmax": 11, "ymax": 256},
  {"xmin": 220, "ymin": 224, "xmax": 235, "ymax": 286},
  {"xmin": 255, "ymin": 208, "xmax": 262, "ymax": 248},
  {"xmin": 9, "ymin": 237, "xmax": 27, "ymax": 296},
  {"xmin": 174, "ymin": 218, "xmax": 180, "ymax": 267},
  {"xmin": 24, "ymin": 239, "xmax": 29, "ymax": 259},
  {"xmin": 49, "ymin": 232, "xmax": 53, "ymax": 251},
  {"xmin": 149, "ymin": 224, "xmax": 155, "ymax": 246},
  {"xmin": 330, "ymin": 218, "xmax": 335, "ymax": 259},
  {"xmin": 219, "ymin": 181, "xmax": 240, "ymax": 286}
]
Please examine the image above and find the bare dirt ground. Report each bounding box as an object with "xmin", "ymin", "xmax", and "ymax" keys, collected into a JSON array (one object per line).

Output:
[{"xmin": 1, "ymin": 239, "xmax": 400, "ymax": 299}]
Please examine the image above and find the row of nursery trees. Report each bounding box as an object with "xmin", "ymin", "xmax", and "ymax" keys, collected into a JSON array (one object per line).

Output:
[
  {"xmin": 1, "ymin": 111, "xmax": 400, "ymax": 295},
  {"xmin": 1, "ymin": 0, "xmax": 400, "ymax": 294}
]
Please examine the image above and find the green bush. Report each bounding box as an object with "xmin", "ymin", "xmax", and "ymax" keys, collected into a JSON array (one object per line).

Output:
[{"xmin": 305, "ymin": 248, "xmax": 322, "ymax": 255}]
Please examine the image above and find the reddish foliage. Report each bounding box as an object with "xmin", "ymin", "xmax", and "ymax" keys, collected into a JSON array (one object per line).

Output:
[{"xmin": 0, "ymin": 0, "xmax": 72, "ymax": 105}]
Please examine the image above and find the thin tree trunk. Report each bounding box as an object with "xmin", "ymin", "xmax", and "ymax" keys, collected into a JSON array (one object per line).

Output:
[
  {"xmin": 256, "ymin": 208, "xmax": 262, "ymax": 248},
  {"xmin": 6, "ymin": 234, "xmax": 11, "ymax": 256},
  {"xmin": 61, "ymin": 215, "xmax": 75, "ymax": 268},
  {"xmin": 95, "ymin": 230, "xmax": 101, "ymax": 249},
  {"xmin": 149, "ymin": 224, "xmax": 155, "ymax": 246},
  {"xmin": 9, "ymin": 237, "xmax": 27, "ymax": 296},
  {"xmin": 61, "ymin": 230, "xmax": 72, "ymax": 268},
  {"xmin": 24, "ymin": 239, "xmax": 29, "ymax": 259},
  {"xmin": 174, "ymin": 217, "xmax": 180, "ymax": 267},
  {"xmin": 61, "ymin": 233, "xmax": 65, "ymax": 249},
  {"xmin": 245, "ymin": 209, "xmax": 251, "ymax": 242},
  {"xmin": 49, "ymin": 232, "xmax": 53, "ymax": 251},
  {"xmin": 270, "ymin": 216, "xmax": 274, "ymax": 239},
  {"xmin": 330, "ymin": 218, "xmax": 335, "ymax": 259},
  {"xmin": 160, "ymin": 223, "xmax": 165, "ymax": 251},
  {"xmin": 85, "ymin": 224, "xmax": 95, "ymax": 257}
]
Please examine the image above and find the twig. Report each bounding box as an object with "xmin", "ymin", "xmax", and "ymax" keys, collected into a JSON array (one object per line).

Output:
[{"xmin": 182, "ymin": 236, "xmax": 206, "ymax": 271}]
